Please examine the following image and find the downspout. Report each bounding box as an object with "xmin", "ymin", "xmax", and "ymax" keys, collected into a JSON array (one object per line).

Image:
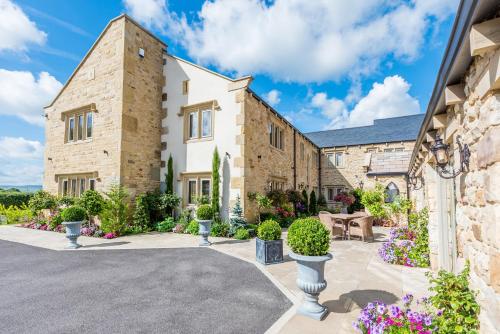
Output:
[
  {"xmin": 318, "ymin": 147, "xmax": 321, "ymax": 191},
  {"xmin": 293, "ymin": 129, "xmax": 297, "ymax": 189}
]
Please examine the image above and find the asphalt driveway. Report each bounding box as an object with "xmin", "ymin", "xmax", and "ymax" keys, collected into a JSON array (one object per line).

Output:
[{"xmin": 0, "ymin": 240, "xmax": 291, "ymax": 334}]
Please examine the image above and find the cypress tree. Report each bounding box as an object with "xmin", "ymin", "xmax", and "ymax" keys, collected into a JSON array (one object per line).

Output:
[
  {"xmin": 211, "ymin": 148, "xmax": 220, "ymax": 216},
  {"xmin": 301, "ymin": 189, "xmax": 309, "ymax": 213},
  {"xmin": 309, "ymin": 190, "xmax": 317, "ymax": 215},
  {"xmin": 166, "ymin": 154, "xmax": 173, "ymax": 194}
]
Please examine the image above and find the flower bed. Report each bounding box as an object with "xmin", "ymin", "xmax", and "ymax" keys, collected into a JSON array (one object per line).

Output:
[
  {"xmin": 379, "ymin": 209, "xmax": 430, "ymax": 267},
  {"xmin": 20, "ymin": 221, "xmax": 115, "ymax": 239}
]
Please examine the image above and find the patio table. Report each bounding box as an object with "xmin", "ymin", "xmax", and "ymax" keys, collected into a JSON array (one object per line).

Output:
[{"xmin": 329, "ymin": 212, "xmax": 367, "ymax": 239}]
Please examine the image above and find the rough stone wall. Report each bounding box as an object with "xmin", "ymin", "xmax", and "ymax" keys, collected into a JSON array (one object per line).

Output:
[
  {"xmin": 120, "ymin": 19, "xmax": 165, "ymax": 197},
  {"xmin": 320, "ymin": 141, "xmax": 414, "ymax": 202},
  {"xmin": 241, "ymin": 92, "xmax": 318, "ymax": 221},
  {"xmin": 452, "ymin": 48, "xmax": 500, "ymax": 333},
  {"xmin": 43, "ymin": 18, "xmax": 126, "ymax": 194}
]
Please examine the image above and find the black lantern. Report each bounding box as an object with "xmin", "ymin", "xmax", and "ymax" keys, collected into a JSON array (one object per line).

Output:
[
  {"xmin": 430, "ymin": 135, "xmax": 470, "ymax": 179},
  {"xmin": 358, "ymin": 180, "xmax": 364, "ymax": 189},
  {"xmin": 407, "ymin": 173, "xmax": 423, "ymax": 190}
]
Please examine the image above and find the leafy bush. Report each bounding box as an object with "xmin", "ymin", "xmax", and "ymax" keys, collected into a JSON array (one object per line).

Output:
[
  {"xmin": 287, "ymin": 218, "xmax": 330, "ymax": 256},
  {"xmin": 78, "ymin": 190, "xmax": 105, "ymax": 217},
  {"xmin": 408, "ymin": 209, "xmax": 430, "ymax": 267},
  {"xmin": 211, "ymin": 221, "xmax": 230, "ymax": 237},
  {"xmin": 133, "ymin": 193, "xmax": 151, "ymax": 230},
  {"xmin": 301, "ymin": 189, "xmax": 309, "ymax": 212},
  {"xmin": 0, "ymin": 204, "xmax": 33, "ymax": 224},
  {"xmin": 257, "ymin": 219, "xmax": 281, "ymax": 241},
  {"xmin": 427, "ymin": 263, "xmax": 480, "ymax": 333},
  {"xmin": 266, "ymin": 189, "xmax": 287, "ymax": 207},
  {"xmin": 317, "ymin": 193, "xmax": 327, "ymax": 207},
  {"xmin": 48, "ymin": 212, "xmax": 62, "ymax": 229},
  {"xmin": 361, "ymin": 185, "xmax": 387, "ymax": 220},
  {"xmin": 159, "ymin": 192, "xmax": 181, "ymax": 218},
  {"xmin": 186, "ymin": 220, "xmax": 199, "ymax": 235},
  {"xmin": 173, "ymin": 223, "xmax": 185, "ymax": 233},
  {"xmin": 100, "ymin": 184, "xmax": 129, "ymax": 235},
  {"xmin": 156, "ymin": 217, "xmax": 176, "ymax": 232},
  {"xmin": 196, "ymin": 204, "xmax": 214, "ymax": 220},
  {"xmin": 61, "ymin": 206, "xmax": 87, "ymax": 222},
  {"xmin": 348, "ymin": 188, "xmax": 364, "ymax": 212},
  {"xmin": 387, "ymin": 195, "xmax": 412, "ymax": 225},
  {"xmin": 275, "ymin": 204, "xmax": 295, "ymax": 228},
  {"xmin": 0, "ymin": 190, "xmax": 33, "ymax": 207},
  {"xmin": 28, "ymin": 190, "xmax": 57, "ymax": 213},
  {"xmin": 234, "ymin": 228, "xmax": 250, "ymax": 240}
]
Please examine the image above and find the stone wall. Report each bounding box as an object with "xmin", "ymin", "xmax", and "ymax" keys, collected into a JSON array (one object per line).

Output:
[
  {"xmin": 43, "ymin": 18, "xmax": 126, "ymax": 194},
  {"xmin": 120, "ymin": 19, "xmax": 165, "ymax": 197},
  {"xmin": 241, "ymin": 92, "xmax": 319, "ymax": 220},
  {"xmin": 320, "ymin": 141, "xmax": 414, "ymax": 204}
]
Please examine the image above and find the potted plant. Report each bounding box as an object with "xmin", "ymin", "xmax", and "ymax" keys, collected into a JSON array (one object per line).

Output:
[
  {"xmin": 196, "ymin": 204, "xmax": 214, "ymax": 246},
  {"xmin": 334, "ymin": 192, "xmax": 355, "ymax": 214},
  {"xmin": 256, "ymin": 219, "xmax": 283, "ymax": 264},
  {"xmin": 287, "ymin": 217, "xmax": 332, "ymax": 320},
  {"xmin": 60, "ymin": 206, "xmax": 87, "ymax": 249}
]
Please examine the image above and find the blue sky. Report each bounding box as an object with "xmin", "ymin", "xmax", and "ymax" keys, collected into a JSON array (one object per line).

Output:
[{"xmin": 0, "ymin": 0, "xmax": 458, "ymax": 185}]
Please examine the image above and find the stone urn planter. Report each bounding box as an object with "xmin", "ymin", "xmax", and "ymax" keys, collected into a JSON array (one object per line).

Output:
[
  {"xmin": 287, "ymin": 217, "xmax": 332, "ymax": 321},
  {"xmin": 256, "ymin": 219, "xmax": 283, "ymax": 264},
  {"xmin": 289, "ymin": 251, "xmax": 332, "ymax": 320},
  {"xmin": 196, "ymin": 204, "xmax": 214, "ymax": 247},
  {"xmin": 60, "ymin": 206, "xmax": 87, "ymax": 249}
]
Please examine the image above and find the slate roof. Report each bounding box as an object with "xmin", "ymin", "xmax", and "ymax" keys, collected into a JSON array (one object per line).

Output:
[
  {"xmin": 304, "ymin": 114, "xmax": 425, "ymax": 148},
  {"xmin": 367, "ymin": 151, "xmax": 412, "ymax": 176}
]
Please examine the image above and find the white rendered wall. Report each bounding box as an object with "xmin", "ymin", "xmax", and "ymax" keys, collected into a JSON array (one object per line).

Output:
[{"xmin": 161, "ymin": 55, "xmax": 242, "ymax": 219}]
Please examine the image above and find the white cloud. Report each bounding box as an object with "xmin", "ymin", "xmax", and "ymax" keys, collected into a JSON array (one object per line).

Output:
[
  {"xmin": 312, "ymin": 75, "xmax": 420, "ymax": 129},
  {"xmin": 0, "ymin": 0, "xmax": 47, "ymax": 52},
  {"xmin": 265, "ymin": 89, "xmax": 281, "ymax": 106},
  {"xmin": 140, "ymin": 0, "xmax": 458, "ymax": 83},
  {"xmin": 0, "ymin": 69, "xmax": 62, "ymax": 126},
  {"xmin": 0, "ymin": 137, "xmax": 44, "ymax": 185}
]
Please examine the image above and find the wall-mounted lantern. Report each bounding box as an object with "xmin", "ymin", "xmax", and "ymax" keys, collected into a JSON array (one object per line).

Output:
[
  {"xmin": 407, "ymin": 173, "xmax": 423, "ymax": 190},
  {"xmin": 430, "ymin": 135, "xmax": 470, "ymax": 179}
]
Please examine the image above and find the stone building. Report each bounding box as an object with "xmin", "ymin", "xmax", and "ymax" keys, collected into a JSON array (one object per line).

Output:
[
  {"xmin": 407, "ymin": 1, "xmax": 499, "ymax": 331},
  {"xmin": 305, "ymin": 115, "xmax": 423, "ymax": 206}
]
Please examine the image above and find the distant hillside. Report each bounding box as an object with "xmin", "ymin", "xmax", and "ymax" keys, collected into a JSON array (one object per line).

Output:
[{"xmin": 0, "ymin": 185, "xmax": 42, "ymax": 193}]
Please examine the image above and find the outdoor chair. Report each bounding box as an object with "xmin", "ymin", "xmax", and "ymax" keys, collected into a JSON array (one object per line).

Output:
[
  {"xmin": 319, "ymin": 211, "xmax": 344, "ymax": 240},
  {"xmin": 348, "ymin": 216, "xmax": 374, "ymax": 242}
]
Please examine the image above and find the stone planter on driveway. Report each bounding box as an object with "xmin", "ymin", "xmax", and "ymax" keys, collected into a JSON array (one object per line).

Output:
[
  {"xmin": 289, "ymin": 251, "xmax": 333, "ymax": 320},
  {"xmin": 62, "ymin": 221, "xmax": 82, "ymax": 249},
  {"xmin": 197, "ymin": 219, "xmax": 212, "ymax": 246},
  {"xmin": 256, "ymin": 238, "xmax": 283, "ymax": 265}
]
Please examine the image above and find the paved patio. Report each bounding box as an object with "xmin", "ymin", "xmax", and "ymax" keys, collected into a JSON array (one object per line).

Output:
[{"xmin": 0, "ymin": 225, "xmax": 430, "ymax": 333}]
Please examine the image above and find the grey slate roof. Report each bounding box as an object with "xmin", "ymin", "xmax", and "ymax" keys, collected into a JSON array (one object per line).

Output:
[
  {"xmin": 304, "ymin": 114, "xmax": 425, "ymax": 148},
  {"xmin": 367, "ymin": 151, "xmax": 412, "ymax": 176}
]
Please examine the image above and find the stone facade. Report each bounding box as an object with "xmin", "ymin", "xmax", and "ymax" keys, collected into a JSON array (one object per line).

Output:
[
  {"xmin": 241, "ymin": 91, "xmax": 319, "ymax": 220},
  {"xmin": 320, "ymin": 141, "xmax": 414, "ymax": 205},
  {"xmin": 43, "ymin": 15, "xmax": 165, "ymax": 197},
  {"xmin": 409, "ymin": 43, "xmax": 500, "ymax": 333}
]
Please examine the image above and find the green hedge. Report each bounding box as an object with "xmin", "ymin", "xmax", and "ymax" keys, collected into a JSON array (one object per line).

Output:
[{"xmin": 0, "ymin": 191, "xmax": 33, "ymax": 207}]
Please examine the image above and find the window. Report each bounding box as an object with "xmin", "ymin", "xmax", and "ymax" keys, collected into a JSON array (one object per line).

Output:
[
  {"xmin": 187, "ymin": 180, "xmax": 197, "ymax": 204},
  {"xmin": 394, "ymin": 147, "xmax": 404, "ymax": 152},
  {"xmin": 64, "ymin": 105, "xmax": 94, "ymax": 143},
  {"xmin": 89, "ymin": 179, "xmax": 96, "ymax": 190},
  {"xmin": 62, "ymin": 180, "xmax": 68, "ymax": 196},
  {"xmin": 57, "ymin": 174, "xmax": 97, "ymax": 197},
  {"xmin": 71, "ymin": 179, "xmax": 77, "ymax": 197},
  {"xmin": 201, "ymin": 110, "xmax": 212, "ymax": 137},
  {"xmin": 182, "ymin": 80, "xmax": 189, "ymax": 95},
  {"xmin": 86, "ymin": 113, "xmax": 93, "ymax": 138},
  {"xmin": 384, "ymin": 148, "xmax": 394, "ymax": 152},
  {"xmin": 269, "ymin": 122, "xmax": 284, "ymax": 150},
  {"xmin": 79, "ymin": 179, "xmax": 85, "ymax": 195},
  {"xmin": 269, "ymin": 180, "xmax": 285, "ymax": 191},
  {"xmin": 183, "ymin": 102, "xmax": 214, "ymax": 142},
  {"xmin": 201, "ymin": 179, "xmax": 211, "ymax": 198},
  {"xmin": 385, "ymin": 182, "xmax": 400, "ymax": 203},
  {"xmin": 366, "ymin": 148, "xmax": 377, "ymax": 153},
  {"xmin": 68, "ymin": 117, "xmax": 75, "ymax": 141},
  {"xmin": 327, "ymin": 186, "xmax": 345, "ymax": 201},
  {"xmin": 327, "ymin": 152, "xmax": 345, "ymax": 167}
]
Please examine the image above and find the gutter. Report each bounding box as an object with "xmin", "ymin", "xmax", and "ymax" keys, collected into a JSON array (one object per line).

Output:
[{"xmin": 408, "ymin": 0, "xmax": 478, "ymax": 172}]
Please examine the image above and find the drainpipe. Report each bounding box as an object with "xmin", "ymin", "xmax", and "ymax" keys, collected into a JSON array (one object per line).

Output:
[
  {"xmin": 293, "ymin": 129, "xmax": 297, "ymax": 190},
  {"xmin": 318, "ymin": 148, "xmax": 322, "ymax": 191}
]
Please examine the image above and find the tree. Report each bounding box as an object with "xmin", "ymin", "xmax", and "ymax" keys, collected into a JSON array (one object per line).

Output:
[
  {"xmin": 309, "ymin": 190, "xmax": 317, "ymax": 215},
  {"xmin": 255, "ymin": 194, "xmax": 272, "ymax": 224},
  {"xmin": 78, "ymin": 190, "xmax": 105, "ymax": 225},
  {"xmin": 211, "ymin": 148, "xmax": 220, "ymax": 216},
  {"xmin": 100, "ymin": 184, "xmax": 129, "ymax": 235},
  {"xmin": 166, "ymin": 154, "xmax": 174, "ymax": 194}
]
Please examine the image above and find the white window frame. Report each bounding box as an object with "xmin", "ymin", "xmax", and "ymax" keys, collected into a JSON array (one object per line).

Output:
[{"xmin": 201, "ymin": 109, "xmax": 212, "ymax": 138}]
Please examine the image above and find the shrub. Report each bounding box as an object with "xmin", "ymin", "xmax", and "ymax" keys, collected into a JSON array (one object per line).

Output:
[
  {"xmin": 308, "ymin": 190, "xmax": 317, "ymax": 215},
  {"xmin": 255, "ymin": 194, "xmax": 272, "ymax": 223},
  {"xmin": 317, "ymin": 193, "xmax": 327, "ymax": 207},
  {"xmin": 0, "ymin": 204, "xmax": 33, "ymax": 224},
  {"xmin": 100, "ymin": 184, "xmax": 129, "ymax": 235},
  {"xmin": 28, "ymin": 190, "xmax": 57, "ymax": 213},
  {"xmin": 133, "ymin": 193, "xmax": 150, "ymax": 230},
  {"xmin": 165, "ymin": 154, "xmax": 174, "ymax": 194},
  {"xmin": 287, "ymin": 218, "xmax": 330, "ymax": 256},
  {"xmin": 387, "ymin": 195, "xmax": 412, "ymax": 225},
  {"xmin": 159, "ymin": 192, "xmax": 181, "ymax": 218},
  {"xmin": 266, "ymin": 189, "xmax": 287, "ymax": 207},
  {"xmin": 0, "ymin": 190, "xmax": 33, "ymax": 207},
  {"xmin": 348, "ymin": 188, "xmax": 364, "ymax": 212},
  {"xmin": 257, "ymin": 219, "xmax": 281, "ymax": 241},
  {"xmin": 186, "ymin": 220, "xmax": 199, "ymax": 235},
  {"xmin": 427, "ymin": 262, "xmax": 480, "ymax": 333},
  {"xmin": 173, "ymin": 223, "xmax": 185, "ymax": 233},
  {"xmin": 196, "ymin": 204, "xmax": 214, "ymax": 220},
  {"xmin": 48, "ymin": 212, "xmax": 62, "ymax": 229},
  {"xmin": 60, "ymin": 206, "xmax": 87, "ymax": 222},
  {"xmin": 301, "ymin": 189, "xmax": 309, "ymax": 212},
  {"xmin": 156, "ymin": 217, "xmax": 176, "ymax": 232},
  {"xmin": 57, "ymin": 196, "xmax": 75, "ymax": 207},
  {"xmin": 234, "ymin": 228, "xmax": 250, "ymax": 240},
  {"xmin": 408, "ymin": 209, "xmax": 430, "ymax": 267},
  {"xmin": 78, "ymin": 190, "xmax": 105, "ymax": 217},
  {"xmin": 361, "ymin": 185, "xmax": 387, "ymax": 220},
  {"xmin": 211, "ymin": 221, "xmax": 230, "ymax": 237}
]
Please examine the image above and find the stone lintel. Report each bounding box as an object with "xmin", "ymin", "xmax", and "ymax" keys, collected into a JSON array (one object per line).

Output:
[{"xmin": 470, "ymin": 17, "xmax": 500, "ymax": 57}]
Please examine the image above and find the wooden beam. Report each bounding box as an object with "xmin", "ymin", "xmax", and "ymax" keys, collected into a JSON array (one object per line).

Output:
[
  {"xmin": 475, "ymin": 51, "xmax": 500, "ymax": 98},
  {"xmin": 470, "ymin": 17, "xmax": 500, "ymax": 57},
  {"xmin": 445, "ymin": 84, "xmax": 465, "ymax": 105},
  {"xmin": 432, "ymin": 114, "xmax": 447, "ymax": 129}
]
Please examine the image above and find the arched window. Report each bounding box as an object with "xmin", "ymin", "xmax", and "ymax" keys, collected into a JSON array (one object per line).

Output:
[{"xmin": 385, "ymin": 182, "xmax": 399, "ymax": 203}]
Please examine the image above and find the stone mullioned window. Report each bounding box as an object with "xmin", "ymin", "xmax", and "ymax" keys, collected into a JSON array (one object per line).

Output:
[{"xmin": 62, "ymin": 104, "xmax": 95, "ymax": 144}]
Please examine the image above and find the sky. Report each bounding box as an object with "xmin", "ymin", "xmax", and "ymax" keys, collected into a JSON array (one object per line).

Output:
[{"xmin": 0, "ymin": 0, "xmax": 459, "ymax": 185}]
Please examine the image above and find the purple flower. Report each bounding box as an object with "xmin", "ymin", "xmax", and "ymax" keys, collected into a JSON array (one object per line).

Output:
[
  {"xmin": 436, "ymin": 309, "xmax": 443, "ymax": 316},
  {"xmin": 377, "ymin": 304, "xmax": 386, "ymax": 314},
  {"xmin": 389, "ymin": 305, "xmax": 400, "ymax": 317},
  {"xmin": 424, "ymin": 315, "xmax": 433, "ymax": 326},
  {"xmin": 402, "ymin": 293, "xmax": 413, "ymax": 306}
]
